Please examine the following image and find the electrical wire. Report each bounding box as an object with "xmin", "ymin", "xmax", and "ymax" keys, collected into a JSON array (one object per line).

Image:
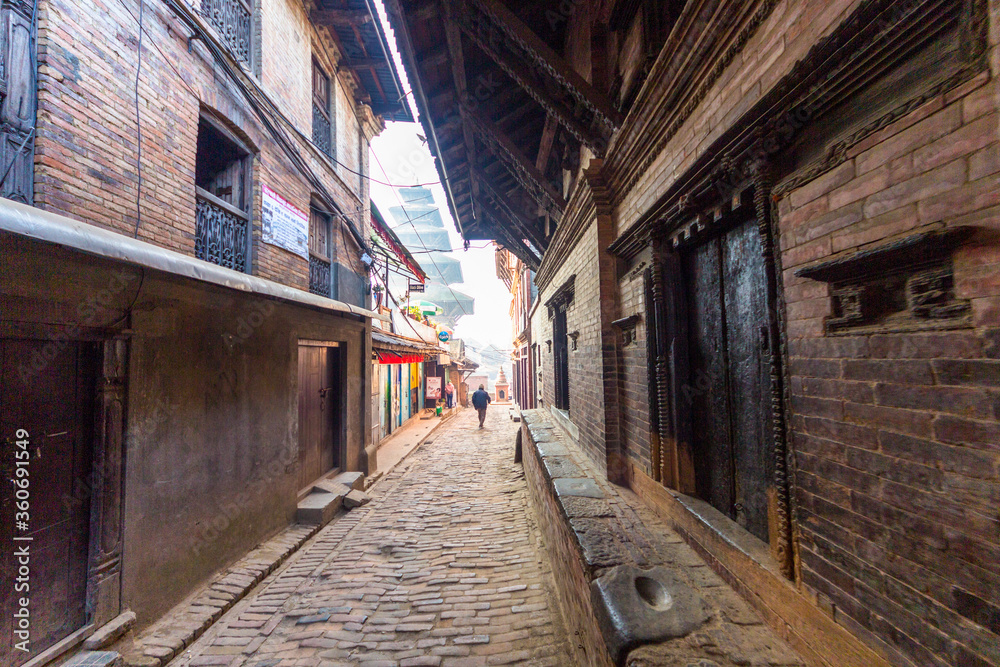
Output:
[
  {"xmin": 370, "ymin": 149, "xmax": 474, "ymax": 318},
  {"xmin": 408, "ymin": 244, "xmax": 492, "ymax": 254},
  {"xmin": 132, "ymin": 0, "xmax": 145, "ymax": 238},
  {"xmin": 161, "ymin": 0, "xmax": 371, "ymax": 251}
]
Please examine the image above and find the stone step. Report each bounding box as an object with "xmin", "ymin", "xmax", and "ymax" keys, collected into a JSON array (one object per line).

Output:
[{"xmin": 296, "ymin": 490, "xmax": 345, "ymax": 525}]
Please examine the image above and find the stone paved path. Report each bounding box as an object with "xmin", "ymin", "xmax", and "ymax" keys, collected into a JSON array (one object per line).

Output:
[{"xmin": 170, "ymin": 408, "xmax": 573, "ymax": 667}]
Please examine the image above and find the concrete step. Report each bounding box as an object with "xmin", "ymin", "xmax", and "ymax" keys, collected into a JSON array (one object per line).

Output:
[{"xmin": 296, "ymin": 490, "xmax": 345, "ymax": 525}]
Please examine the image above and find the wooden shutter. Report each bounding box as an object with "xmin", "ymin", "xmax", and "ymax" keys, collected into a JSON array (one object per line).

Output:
[{"xmin": 0, "ymin": 4, "xmax": 35, "ymax": 204}]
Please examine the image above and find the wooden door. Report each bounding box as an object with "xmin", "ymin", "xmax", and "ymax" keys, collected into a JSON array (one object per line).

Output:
[
  {"xmin": 1, "ymin": 339, "xmax": 96, "ymax": 666},
  {"xmin": 552, "ymin": 306, "xmax": 569, "ymax": 410},
  {"xmin": 683, "ymin": 218, "xmax": 776, "ymax": 542},
  {"xmin": 297, "ymin": 346, "xmax": 340, "ymax": 488}
]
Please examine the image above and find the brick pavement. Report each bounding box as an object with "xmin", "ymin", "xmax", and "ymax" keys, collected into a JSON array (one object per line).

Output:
[{"xmin": 169, "ymin": 408, "xmax": 573, "ymax": 667}]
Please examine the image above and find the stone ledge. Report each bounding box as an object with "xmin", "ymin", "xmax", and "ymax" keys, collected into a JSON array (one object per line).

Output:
[
  {"xmin": 116, "ymin": 523, "xmax": 321, "ymax": 667},
  {"xmin": 519, "ymin": 409, "xmax": 805, "ymax": 667}
]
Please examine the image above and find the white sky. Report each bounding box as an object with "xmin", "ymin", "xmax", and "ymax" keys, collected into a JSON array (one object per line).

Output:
[
  {"xmin": 370, "ymin": 125, "xmax": 514, "ymax": 352},
  {"xmin": 369, "ymin": 2, "xmax": 513, "ymax": 353}
]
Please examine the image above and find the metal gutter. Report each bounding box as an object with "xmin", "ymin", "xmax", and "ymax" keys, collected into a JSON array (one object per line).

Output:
[{"xmin": 0, "ymin": 199, "xmax": 389, "ymax": 322}]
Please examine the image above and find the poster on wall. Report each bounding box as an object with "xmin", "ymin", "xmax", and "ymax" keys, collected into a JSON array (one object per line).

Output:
[
  {"xmin": 426, "ymin": 376, "xmax": 442, "ymax": 400},
  {"xmin": 261, "ymin": 185, "xmax": 309, "ymax": 259}
]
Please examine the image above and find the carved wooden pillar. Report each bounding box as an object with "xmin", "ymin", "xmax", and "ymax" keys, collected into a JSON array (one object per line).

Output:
[
  {"xmin": 648, "ymin": 240, "xmax": 674, "ymax": 487},
  {"xmin": 752, "ymin": 156, "xmax": 795, "ymax": 579},
  {"xmin": 87, "ymin": 337, "xmax": 128, "ymax": 626}
]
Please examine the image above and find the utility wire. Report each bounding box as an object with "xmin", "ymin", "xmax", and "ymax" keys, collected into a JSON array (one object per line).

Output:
[{"xmin": 372, "ymin": 146, "xmax": 473, "ymax": 318}]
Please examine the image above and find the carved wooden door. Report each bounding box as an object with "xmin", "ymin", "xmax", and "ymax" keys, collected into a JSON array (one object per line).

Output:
[
  {"xmin": 0, "ymin": 339, "xmax": 96, "ymax": 666},
  {"xmin": 683, "ymin": 218, "xmax": 776, "ymax": 543},
  {"xmin": 297, "ymin": 345, "xmax": 340, "ymax": 488}
]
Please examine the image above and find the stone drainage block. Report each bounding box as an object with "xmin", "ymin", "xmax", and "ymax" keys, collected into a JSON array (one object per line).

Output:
[{"xmin": 591, "ymin": 564, "xmax": 710, "ymax": 665}]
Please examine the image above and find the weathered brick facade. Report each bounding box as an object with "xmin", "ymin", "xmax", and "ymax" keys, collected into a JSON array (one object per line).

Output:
[
  {"xmin": 501, "ymin": 1, "xmax": 1000, "ymax": 665},
  {"xmin": 0, "ymin": 0, "xmax": 405, "ymax": 653},
  {"xmin": 34, "ymin": 0, "xmax": 377, "ymax": 294}
]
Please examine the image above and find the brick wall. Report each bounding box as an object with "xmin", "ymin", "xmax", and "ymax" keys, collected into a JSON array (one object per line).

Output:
[
  {"xmin": 517, "ymin": 1, "xmax": 1000, "ymax": 666},
  {"xmin": 614, "ymin": 0, "xmax": 862, "ymax": 238},
  {"xmin": 617, "ymin": 246, "xmax": 654, "ymax": 477},
  {"xmin": 779, "ymin": 71, "xmax": 1000, "ymax": 667},
  {"xmin": 34, "ymin": 0, "xmax": 372, "ymax": 295},
  {"xmin": 532, "ymin": 223, "xmax": 610, "ymax": 475}
]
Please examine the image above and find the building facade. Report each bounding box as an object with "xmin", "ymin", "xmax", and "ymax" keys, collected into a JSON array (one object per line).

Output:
[
  {"xmin": 0, "ymin": 0, "xmax": 409, "ymax": 663},
  {"xmin": 390, "ymin": 0, "xmax": 1000, "ymax": 665}
]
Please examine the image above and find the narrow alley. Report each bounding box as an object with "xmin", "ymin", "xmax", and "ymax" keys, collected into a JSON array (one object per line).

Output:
[
  {"xmin": 167, "ymin": 409, "xmax": 573, "ymax": 667},
  {"xmin": 3, "ymin": 1, "xmax": 998, "ymax": 665}
]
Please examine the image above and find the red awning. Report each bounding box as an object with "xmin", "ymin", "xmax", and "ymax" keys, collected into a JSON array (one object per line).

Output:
[{"xmin": 376, "ymin": 351, "xmax": 425, "ymax": 365}]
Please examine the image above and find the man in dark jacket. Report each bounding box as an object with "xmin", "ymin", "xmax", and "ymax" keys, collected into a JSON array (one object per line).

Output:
[{"xmin": 471, "ymin": 384, "xmax": 491, "ymax": 429}]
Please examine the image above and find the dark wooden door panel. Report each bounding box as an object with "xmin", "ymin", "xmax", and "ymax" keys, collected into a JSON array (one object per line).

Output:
[
  {"xmin": 722, "ymin": 222, "xmax": 774, "ymax": 542},
  {"xmin": 1, "ymin": 339, "xmax": 94, "ymax": 667},
  {"xmin": 297, "ymin": 346, "xmax": 339, "ymax": 489},
  {"xmin": 682, "ymin": 216, "xmax": 776, "ymax": 544},
  {"xmin": 684, "ymin": 239, "xmax": 734, "ymax": 515}
]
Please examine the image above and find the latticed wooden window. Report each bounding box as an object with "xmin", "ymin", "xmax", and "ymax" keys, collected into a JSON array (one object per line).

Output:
[
  {"xmin": 312, "ymin": 61, "xmax": 334, "ymax": 158},
  {"xmin": 309, "ymin": 206, "xmax": 333, "ymax": 297},
  {"xmin": 202, "ymin": 0, "xmax": 253, "ymax": 65},
  {"xmin": 195, "ymin": 116, "xmax": 251, "ymax": 272}
]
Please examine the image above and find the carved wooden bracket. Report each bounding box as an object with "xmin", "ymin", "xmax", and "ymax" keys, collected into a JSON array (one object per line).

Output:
[
  {"xmin": 796, "ymin": 226, "xmax": 975, "ymax": 335},
  {"xmin": 612, "ymin": 314, "xmax": 642, "ymax": 346}
]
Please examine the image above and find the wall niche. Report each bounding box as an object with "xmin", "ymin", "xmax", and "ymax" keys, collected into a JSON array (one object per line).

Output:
[{"xmin": 796, "ymin": 226, "xmax": 974, "ymax": 335}]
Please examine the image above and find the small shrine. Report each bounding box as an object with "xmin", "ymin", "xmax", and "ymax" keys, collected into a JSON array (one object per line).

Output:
[{"xmin": 494, "ymin": 368, "xmax": 511, "ymax": 404}]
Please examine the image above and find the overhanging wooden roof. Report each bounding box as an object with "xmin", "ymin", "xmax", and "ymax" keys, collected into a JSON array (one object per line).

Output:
[
  {"xmin": 384, "ymin": 0, "xmax": 624, "ymax": 271},
  {"xmin": 312, "ymin": 0, "xmax": 414, "ymax": 122}
]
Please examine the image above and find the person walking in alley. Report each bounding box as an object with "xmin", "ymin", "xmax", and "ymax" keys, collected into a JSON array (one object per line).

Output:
[
  {"xmin": 445, "ymin": 380, "xmax": 455, "ymax": 408},
  {"xmin": 472, "ymin": 384, "xmax": 491, "ymax": 428}
]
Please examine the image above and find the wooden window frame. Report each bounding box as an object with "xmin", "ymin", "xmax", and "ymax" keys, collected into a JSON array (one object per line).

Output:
[{"xmin": 312, "ymin": 59, "xmax": 335, "ymax": 159}]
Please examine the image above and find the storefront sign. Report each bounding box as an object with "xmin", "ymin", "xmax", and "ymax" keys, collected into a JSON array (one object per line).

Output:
[
  {"xmin": 409, "ymin": 282, "xmax": 425, "ymax": 293},
  {"xmin": 261, "ymin": 185, "xmax": 309, "ymax": 259},
  {"xmin": 426, "ymin": 376, "xmax": 442, "ymax": 399},
  {"xmin": 438, "ymin": 330, "xmax": 450, "ymax": 342}
]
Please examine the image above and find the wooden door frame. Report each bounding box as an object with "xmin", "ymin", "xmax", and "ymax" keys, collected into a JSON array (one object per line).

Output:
[
  {"xmin": 0, "ymin": 329, "xmax": 129, "ymax": 653},
  {"xmin": 296, "ymin": 341, "xmax": 345, "ymax": 486},
  {"xmin": 646, "ymin": 173, "xmax": 795, "ymax": 578}
]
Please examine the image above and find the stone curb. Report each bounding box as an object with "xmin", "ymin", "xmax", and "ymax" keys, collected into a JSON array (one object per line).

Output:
[{"xmin": 119, "ymin": 523, "xmax": 320, "ymax": 667}]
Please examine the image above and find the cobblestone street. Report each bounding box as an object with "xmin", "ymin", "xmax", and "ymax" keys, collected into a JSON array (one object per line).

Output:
[{"xmin": 169, "ymin": 408, "xmax": 573, "ymax": 667}]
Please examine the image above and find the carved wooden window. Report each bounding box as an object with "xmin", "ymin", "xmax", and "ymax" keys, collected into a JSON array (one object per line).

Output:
[
  {"xmin": 202, "ymin": 0, "xmax": 253, "ymax": 66},
  {"xmin": 796, "ymin": 227, "xmax": 973, "ymax": 335},
  {"xmin": 312, "ymin": 60, "xmax": 334, "ymax": 159},
  {"xmin": 545, "ymin": 275, "xmax": 575, "ymax": 412},
  {"xmin": 194, "ymin": 115, "xmax": 252, "ymax": 272},
  {"xmin": 309, "ymin": 205, "xmax": 333, "ymax": 298},
  {"xmin": 0, "ymin": 2, "xmax": 36, "ymax": 204}
]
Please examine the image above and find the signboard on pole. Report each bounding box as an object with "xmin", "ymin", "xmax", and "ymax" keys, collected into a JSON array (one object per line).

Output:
[
  {"xmin": 409, "ymin": 282, "xmax": 425, "ymax": 293},
  {"xmin": 426, "ymin": 376, "xmax": 442, "ymax": 400},
  {"xmin": 261, "ymin": 185, "xmax": 309, "ymax": 259}
]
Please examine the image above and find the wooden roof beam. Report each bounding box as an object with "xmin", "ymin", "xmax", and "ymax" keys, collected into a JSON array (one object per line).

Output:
[
  {"xmin": 478, "ymin": 176, "xmax": 548, "ymax": 253},
  {"xmin": 310, "ymin": 9, "xmax": 372, "ymax": 26},
  {"xmin": 469, "ymin": 0, "xmax": 622, "ymax": 130},
  {"xmin": 466, "ymin": 106, "xmax": 566, "ymax": 218},
  {"xmin": 535, "ymin": 114, "xmax": 559, "ymax": 172},
  {"xmin": 455, "ymin": 11, "xmax": 606, "ymax": 156},
  {"xmin": 439, "ymin": 0, "xmax": 482, "ymax": 229}
]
